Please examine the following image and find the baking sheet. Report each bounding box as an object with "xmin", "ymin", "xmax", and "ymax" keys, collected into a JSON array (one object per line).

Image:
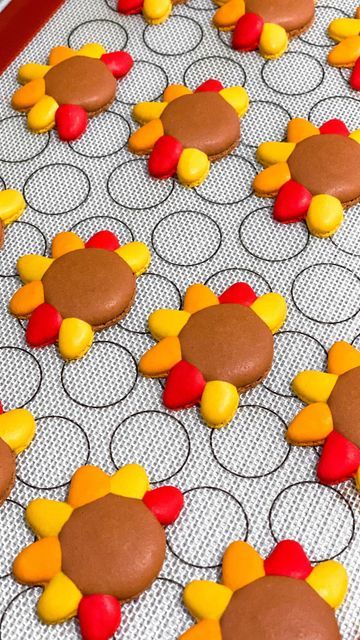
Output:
[{"xmin": 0, "ymin": 0, "xmax": 359, "ymax": 637}]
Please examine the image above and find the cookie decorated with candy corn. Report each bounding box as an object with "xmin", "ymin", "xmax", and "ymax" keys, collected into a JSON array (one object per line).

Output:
[
  {"xmin": 139, "ymin": 281, "xmax": 287, "ymax": 428},
  {"xmin": 12, "ymin": 43, "xmax": 133, "ymax": 141},
  {"xmin": 129, "ymin": 80, "xmax": 249, "ymax": 187},
  {"xmin": 9, "ymin": 229, "xmax": 151, "ymax": 360},
  {"xmin": 328, "ymin": 7, "xmax": 360, "ymax": 91},
  {"xmin": 213, "ymin": 0, "xmax": 315, "ymax": 59},
  {"xmin": 13, "ymin": 464, "xmax": 184, "ymax": 640},
  {"xmin": 254, "ymin": 118, "xmax": 360, "ymax": 237},
  {"xmin": 288, "ymin": 341, "xmax": 360, "ymax": 490},
  {"xmin": 117, "ymin": 0, "xmax": 187, "ymax": 25},
  {"xmin": 180, "ymin": 539, "xmax": 347, "ymax": 640},
  {"xmin": 0, "ymin": 404, "xmax": 35, "ymax": 506}
]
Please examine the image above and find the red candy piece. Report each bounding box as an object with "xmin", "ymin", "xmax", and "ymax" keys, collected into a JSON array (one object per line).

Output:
[
  {"xmin": 101, "ymin": 51, "xmax": 134, "ymax": 79},
  {"xmin": 195, "ymin": 79, "xmax": 224, "ymax": 93},
  {"xmin": 232, "ymin": 13, "xmax": 264, "ymax": 51},
  {"xmin": 350, "ymin": 57, "xmax": 360, "ymax": 91},
  {"xmin": 117, "ymin": 0, "xmax": 143, "ymax": 14},
  {"xmin": 148, "ymin": 135, "xmax": 183, "ymax": 179},
  {"xmin": 0, "ymin": 403, "xmax": 4, "ymax": 414},
  {"xmin": 55, "ymin": 104, "xmax": 88, "ymax": 142},
  {"xmin": 26, "ymin": 303, "xmax": 62, "ymax": 348},
  {"xmin": 85, "ymin": 231, "xmax": 120, "ymax": 251},
  {"xmin": 163, "ymin": 360, "xmax": 206, "ymax": 410},
  {"xmin": 78, "ymin": 595, "xmax": 121, "ymax": 640},
  {"xmin": 319, "ymin": 119, "xmax": 350, "ymax": 136},
  {"xmin": 264, "ymin": 540, "xmax": 312, "ymax": 580},
  {"xmin": 317, "ymin": 431, "xmax": 360, "ymax": 484},
  {"xmin": 143, "ymin": 486, "xmax": 184, "ymax": 525},
  {"xmin": 274, "ymin": 179, "xmax": 312, "ymax": 224},
  {"xmin": 219, "ymin": 282, "xmax": 257, "ymax": 306}
]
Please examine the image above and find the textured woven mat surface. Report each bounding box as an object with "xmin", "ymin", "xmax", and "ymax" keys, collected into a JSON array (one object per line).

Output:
[{"xmin": 0, "ymin": 0, "xmax": 359, "ymax": 637}]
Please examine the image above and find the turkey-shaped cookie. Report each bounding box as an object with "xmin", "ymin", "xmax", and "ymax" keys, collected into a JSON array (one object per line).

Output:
[
  {"xmin": 140, "ymin": 281, "xmax": 286, "ymax": 428},
  {"xmin": 12, "ymin": 43, "xmax": 133, "ymax": 141},
  {"xmin": 288, "ymin": 341, "xmax": 360, "ymax": 490},
  {"xmin": 254, "ymin": 117, "xmax": 360, "ymax": 237},
  {"xmin": 181, "ymin": 539, "xmax": 347, "ymax": 640},
  {"xmin": 213, "ymin": 0, "xmax": 315, "ymax": 59},
  {"xmin": 9, "ymin": 229, "xmax": 150, "ymax": 360},
  {"xmin": 13, "ymin": 464, "xmax": 184, "ymax": 640}
]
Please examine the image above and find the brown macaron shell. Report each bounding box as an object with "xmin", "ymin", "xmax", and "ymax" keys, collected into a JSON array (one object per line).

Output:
[
  {"xmin": 42, "ymin": 248, "xmax": 136, "ymax": 330},
  {"xmin": 160, "ymin": 92, "xmax": 240, "ymax": 160},
  {"xmin": 245, "ymin": 0, "xmax": 315, "ymax": 37},
  {"xmin": 287, "ymin": 134, "xmax": 360, "ymax": 206},
  {"xmin": 0, "ymin": 437, "xmax": 16, "ymax": 506},
  {"xmin": 328, "ymin": 366, "xmax": 360, "ymax": 448},
  {"xmin": 221, "ymin": 576, "xmax": 341, "ymax": 640},
  {"xmin": 179, "ymin": 304, "xmax": 274, "ymax": 390},
  {"xmin": 59, "ymin": 493, "xmax": 166, "ymax": 601},
  {"xmin": 45, "ymin": 56, "xmax": 116, "ymax": 116}
]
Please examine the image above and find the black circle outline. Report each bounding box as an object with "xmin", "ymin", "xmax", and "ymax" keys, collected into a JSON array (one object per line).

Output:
[
  {"xmin": 291, "ymin": 262, "xmax": 360, "ymax": 324},
  {"xmin": 308, "ymin": 94, "xmax": 360, "ymax": 124},
  {"xmin": 67, "ymin": 18, "xmax": 129, "ymax": 51},
  {"xmin": 204, "ymin": 266, "xmax": 273, "ymax": 293},
  {"xmin": 210, "ymin": 404, "xmax": 291, "ymax": 479},
  {"xmin": 339, "ymin": 66, "xmax": 354, "ymax": 90},
  {"xmin": 70, "ymin": 214, "xmax": 134, "ymax": 243},
  {"xmin": 16, "ymin": 415, "xmax": 91, "ymax": 490},
  {"xmin": 115, "ymin": 59, "xmax": 169, "ymax": 105},
  {"xmin": 0, "ymin": 586, "xmax": 44, "ymax": 638},
  {"xmin": 263, "ymin": 331, "xmax": 328, "ymax": 398},
  {"xmin": 261, "ymin": 51, "xmax": 325, "ymax": 97},
  {"xmin": 109, "ymin": 409, "xmax": 191, "ymax": 483},
  {"xmin": 0, "ymin": 115, "xmax": 50, "ymax": 164},
  {"xmin": 183, "ymin": 55, "xmax": 247, "ymax": 88},
  {"xmin": 240, "ymin": 100, "xmax": 292, "ymax": 150},
  {"xmin": 151, "ymin": 210, "xmax": 222, "ymax": 266},
  {"xmin": 330, "ymin": 206, "xmax": 360, "ymax": 257},
  {"xmin": 167, "ymin": 486, "xmax": 249, "ymax": 568},
  {"xmin": 104, "ymin": 0, "xmax": 118, "ymax": 10},
  {"xmin": 120, "ymin": 272, "xmax": 182, "ymax": 335},
  {"xmin": 184, "ymin": 0, "xmax": 214, "ymax": 12},
  {"xmin": 0, "ymin": 346, "xmax": 42, "ymax": 408},
  {"xmin": 0, "ymin": 499, "xmax": 33, "ymax": 580},
  {"xmin": 61, "ymin": 340, "xmax": 138, "ymax": 409},
  {"xmin": 239, "ymin": 206, "xmax": 310, "ymax": 263},
  {"xmin": 143, "ymin": 15, "xmax": 204, "ymax": 57},
  {"xmin": 0, "ymin": 221, "xmax": 48, "ymax": 279},
  {"xmin": 194, "ymin": 154, "xmax": 256, "ymax": 205},
  {"xmin": 268, "ymin": 480, "xmax": 356, "ymax": 562},
  {"xmin": 0, "ymin": 177, "xmax": 5, "ymax": 190},
  {"xmin": 68, "ymin": 111, "xmax": 131, "ymax": 159},
  {"xmin": 23, "ymin": 163, "xmax": 91, "ymax": 216},
  {"xmin": 107, "ymin": 159, "xmax": 175, "ymax": 210},
  {"xmin": 299, "ymin": 5, "xmax": 349, "ymax": 48}
]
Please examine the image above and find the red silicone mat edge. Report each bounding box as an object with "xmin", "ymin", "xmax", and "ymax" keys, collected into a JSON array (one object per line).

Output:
[{"xmin": 0, "ymin": 0, "xmax": 66, "ymax": 75}]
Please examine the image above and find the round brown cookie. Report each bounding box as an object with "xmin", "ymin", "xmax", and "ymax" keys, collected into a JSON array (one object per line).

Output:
[
  {"xmin": 328, "ymin": 366, "xmax": 360, "ymax": 448},
  {"xmin": 179, "ymin": 304, "xmax": 273, "ymax": 390},
  {"xmin": 59, "ymin": 493, "xmax": 166, "ymax": 601},
  {"xmin": 0, "ymin": 438, "xmax": 16, "ymax": 506},
  {"xmin": 160, "ymin": 93, "xmax": 240, "ymax": 160},
  {"xmin": 221, "ymin": 576, "xmax": 341, "ymax": 640},
  {"xmin": 42, "ymin": 248, "xmax": 136, "ymax": 330},
  {"xmin": 245, "ymin": 0, "xmax": 315, "ymax": 36},
  {"xmin": 287, "ymin": 134, "xmax": 360, "ymax": 206},
  {"xmin": 45, "ymin": 56, "xmax": 117, "ymax": 116}
]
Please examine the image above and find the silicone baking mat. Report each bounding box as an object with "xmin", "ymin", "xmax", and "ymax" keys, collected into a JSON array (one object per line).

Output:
[{"xmin": 0, "ymin": 0, "xmax": 359, "ymax": 638}]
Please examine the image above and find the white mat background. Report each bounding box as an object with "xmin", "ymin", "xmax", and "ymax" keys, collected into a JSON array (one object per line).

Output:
[{"xmin": 0, "ymin": 0, "xmax": 359, "ymax": 637}]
